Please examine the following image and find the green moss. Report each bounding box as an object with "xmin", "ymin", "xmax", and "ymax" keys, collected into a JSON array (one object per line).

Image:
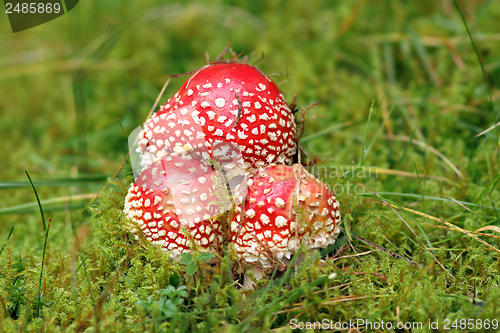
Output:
[{"xmin": 2, "ymin": 0, "xmax": 500, "ymax": 331}]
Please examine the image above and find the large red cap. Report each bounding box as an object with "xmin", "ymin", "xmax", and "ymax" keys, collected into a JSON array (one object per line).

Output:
[{"xmin": 153, "ymin": 63, "xmax": 297, "ymax": 171}]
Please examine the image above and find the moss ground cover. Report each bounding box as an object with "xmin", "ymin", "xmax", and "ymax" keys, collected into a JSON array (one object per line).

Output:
[{"xmin": 1, "ymin": 0, "xmax": 500, "ymax": 331}]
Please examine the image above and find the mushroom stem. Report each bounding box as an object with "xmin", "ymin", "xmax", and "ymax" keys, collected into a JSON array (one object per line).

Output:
[{"xmin": 241, "ymin": 265, "xmax": 264, "ymax": 290}]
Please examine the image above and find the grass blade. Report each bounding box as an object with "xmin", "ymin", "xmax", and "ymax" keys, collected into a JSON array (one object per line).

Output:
[
  {"xmin": 474, "ymin": 172, "xmax": 500, "ymax": 204},
  {"xmin": 395, "ymin": 129, "xmax": 416, "ymax": 171},
  {"xmin": 453, "ymin": 0, "xmax": 499, "ymax": 164},
  {"xmin": 300, "ymin": 121, "xmax": 353, "ymax": 143},
  {"xmin": 414, "ymin": 161, "xmax": 425, "ymax": 212},
  {"xmin": 36, "ymin": 216, "xmax": 51, "ymax": 318},
  {"xmin": 366, "ymin": 193, "xmax": 500, "ymax": 255},
  {"xmin": 0, "ymin": 175, "xmax": 108, "ymax": 189},
  {"xmin": 360, "ymin": 100, "xmax": 375, "ymax": 167},
  {"xmin": 25, "ymin": 171, "xmax": 46, "ymax": 231},
  {"xmin": 0, "ymin": 193, "xmax": 97, "ymax": 215},
  {"xmin": 0, "ymin": 227, "xmax": 14, "ymax": 256},
  {"xmin": 386, "ymin": 135, "xmax": 463, "ymax": 179},
  {"xmin": 365, "ymin": 99, "xmax": 396, "ymax": 157},
  {"xmin": 361, "ymin": 192, "xmax": 500, "ymax": 212}
]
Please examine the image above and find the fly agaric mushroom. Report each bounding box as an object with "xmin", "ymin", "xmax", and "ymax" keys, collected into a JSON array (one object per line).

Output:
[
  {"xmin": 230, "ymin": 164, "xmax": 341, "ymax": 275},
  {"xmin": 123, "ymin": 153, "xmax": 233, "ymax": 259},
  {"xmin": 139, "ymin": 63, "xmax": 297, "ymax": 172}
]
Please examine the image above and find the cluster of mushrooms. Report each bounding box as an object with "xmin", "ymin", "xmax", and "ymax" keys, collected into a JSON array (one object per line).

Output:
[{"xmin": 123, "ymin": 60, "xmax": 341, "ymax": 287}]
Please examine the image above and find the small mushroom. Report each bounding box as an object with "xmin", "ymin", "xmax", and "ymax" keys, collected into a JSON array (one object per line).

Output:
[
  {"xmin": 230, "ymin": 164, "xmax": 341, "ymax": 286},
  {"xmin": 123, "ymin": 153, "xmax": 233, "ymax": 259}
]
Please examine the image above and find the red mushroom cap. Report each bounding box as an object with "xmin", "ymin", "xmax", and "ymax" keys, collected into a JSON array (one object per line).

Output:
[
  {"xmin": 140, "ymin": 63, "xmax": 297, "ymax": 171},
  {"xmin": 230, "ymin": 164, "xmax": 341, "ymax": 267},
  {"xmin": 123, "ymin": 154, "xmax": 233, "ymax": 258}
]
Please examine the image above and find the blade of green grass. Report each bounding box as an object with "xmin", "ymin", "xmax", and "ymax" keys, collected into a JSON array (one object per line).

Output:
[
  {"xmin": 25, "ymin": 170, "xmax": 46, "ymax": 231},
  {"xmin": 474, "ymin": 172, "xmax": 500, "ymax": 204},
  {"xmin": 361, "ymin": 192, "xmax": 500, "ymax": 212},
  {"xmin": 365, "ymin": 99, "xmax": 396, "ymax": 156},
  {"xmin": 27, "ymin": 224, "xmax": 68, "ymax": 256},
  {"xmin": 381, "ymin": 213, "xmax": 418, "ymax": 246},
  {"xmin": 414, "ymin": 161, "xmax": 425, "ymax": 212},
  {"xmin": 0, "ymin": 193, "xmax": 97, "ymax": 215},
  {"xmin": 300, "ymin": 121, "xmax": 353, "ymax": 143},
  {"xmin": 395, "ymin": 129, "xmax": 416, "ymax": 170},
  {"xmin": 360, "ymin": 100, "xmax": 375, "ymax": 167},
  {"xmin": 453, "ymin": 0, "xmax": 499, "ymax": 166},
  {"xmin": 482, "ymin": 142, "xmax": 493, "ymax": 183},
  {"xmin": 372, "ymin": 194, "xmax": 437, "ymax": 254},
  {"xmin": 0, "ymin": 175, "xmax": 108, "ymax": 189},
  {"xmin": 0, "ymin": 227, "xmax": 14, "ymax": 256},
  {"xmin": 365, "ymin": 193, "xmax": 500, "ymax": 254},
  {"xmin": 408, "ymin": 28, "xmax": 438, "ymax": 85},
  {"xmin": 35, "ymin": 215, "xmax": 51, "ymax": 318},
  {"xmin": 393, "ymin": 96, "xmax": 425, "ymax": 141}
]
